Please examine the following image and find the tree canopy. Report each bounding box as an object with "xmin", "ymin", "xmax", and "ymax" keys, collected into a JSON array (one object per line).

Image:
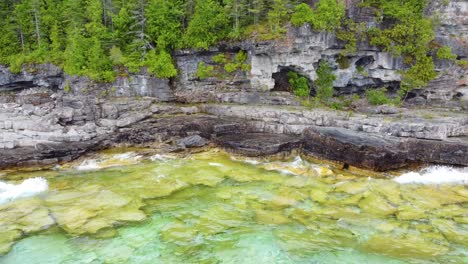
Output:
[{"xmin": 0, "ymin": 0, "xmax": 453, "ymax": 93}]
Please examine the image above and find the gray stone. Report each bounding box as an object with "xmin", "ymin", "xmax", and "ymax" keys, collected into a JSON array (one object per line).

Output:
[
  {"xmin": 215, "ymin": 133, "xmax": 302, "ymax": 157},
  {"xmin": 176, "ymin": 135, "xmax": 209, "ymax": 148}
]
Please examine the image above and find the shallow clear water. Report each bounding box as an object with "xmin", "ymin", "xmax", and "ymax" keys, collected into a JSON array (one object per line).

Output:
[{"xmin": 0, "ymin": 150, "xmax": 467, "ymax": 264}]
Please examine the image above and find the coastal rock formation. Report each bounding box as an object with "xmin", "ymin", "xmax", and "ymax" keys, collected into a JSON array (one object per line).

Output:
[
  {"xmin": 303, "ymin": 126, "xmax": 468, "ymax": 171},
  {"xmin": 215, "ymin": 133, "xmax": 302, "ymax": 157},
  {"xmin": 1, "ymin": 93, "xmax": 466, "ymax": 171},
  {"xmin": 202, "ymin": 105, "xmax": 468, "ymax": 141}
]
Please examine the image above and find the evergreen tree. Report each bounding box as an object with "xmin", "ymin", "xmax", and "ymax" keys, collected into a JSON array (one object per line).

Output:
[
  {"xmin": 112, "ymin": 5, "xmax": 134, "ymax": 54},
  {"xmin": 0, "ymin": 0, "xmax": 443, "ymax": 88},
  {"xmin": 63, "ymin": 26, "xmax": 88, "ymax": 74},
  {"xmin": 267, "ymin": 0, "xmax": 289, "ymax": 35},
  {"xmin": 146, "ymin": 0, "xmax": 184, "ymax": 50},
  {"xmin": 0, "ymin": 1, "xmax": 22, "ymax": 64},
  {"xmin": 186, "ymin": 0, "xmax": 229, "ymax": 49},
  {"xmin": 224, "ymin": 0, "xmax": 249, "ymax": 38},
  {"xmin": 310, "ymin": 0, "xmax": 345, "ymax": 31},
  {"xmin": 249, "ymin": 0, "xmax": 267, "ymax": 26}
]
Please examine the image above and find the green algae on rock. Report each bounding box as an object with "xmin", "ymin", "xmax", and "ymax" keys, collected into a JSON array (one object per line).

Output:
[{"xmin": 0, "ymin": 149, "xmax": 467, "ymax": 263}]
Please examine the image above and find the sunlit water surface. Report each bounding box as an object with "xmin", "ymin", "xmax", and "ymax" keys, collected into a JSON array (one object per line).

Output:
[{"xmin": 0, "ymin": 150, "xmax": 467, "ymax": 264}]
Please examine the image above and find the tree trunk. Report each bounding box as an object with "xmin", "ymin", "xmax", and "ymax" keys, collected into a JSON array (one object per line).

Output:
[{"xmin": 33, "ymin": 7, "xmax": 41, "ymax": 47}]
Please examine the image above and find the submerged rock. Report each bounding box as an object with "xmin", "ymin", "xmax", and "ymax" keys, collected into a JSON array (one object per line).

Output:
[
  {"xmin": 0, "ymin": 150, "xmax": 467, "ymax": 262},
  {"xmin": 363, "ymin": 234, "xmax": 449, "ymax": 258},
  {"xmin": 358, "ymin": 193, "xmax": 397, "ymax": 216}
]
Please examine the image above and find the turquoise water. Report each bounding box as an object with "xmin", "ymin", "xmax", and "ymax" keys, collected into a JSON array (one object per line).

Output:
[{"xmin": 0, "ymin": 150, "xmax": 467, "ymax": 263}]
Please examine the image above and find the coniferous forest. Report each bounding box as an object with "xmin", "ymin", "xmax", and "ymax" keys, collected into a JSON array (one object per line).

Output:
[{"xmin": 0, "ymin": 0, "xmax": 458, "ymax": 90}]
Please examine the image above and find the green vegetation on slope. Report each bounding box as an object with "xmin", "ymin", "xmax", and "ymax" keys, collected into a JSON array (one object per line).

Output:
[
  {"xmin": 287, "ymin": 71, "xmax": 310, "ymax": 98},
  {"xmin": 0, "ymin": 0, "xmax": 458, "ymax": 99},
  {"xmin": 0, "ymin": 0, "xmax": 302, "ymax": 81}
]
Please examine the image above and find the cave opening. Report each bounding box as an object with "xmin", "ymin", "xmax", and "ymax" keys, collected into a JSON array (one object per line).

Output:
[{"xmin": 272, "ymin": 66, "xmax": 315, "ymax": 96}]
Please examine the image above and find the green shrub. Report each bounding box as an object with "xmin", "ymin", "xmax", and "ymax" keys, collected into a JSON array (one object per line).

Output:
[
  {"xmin": 220, "ymin": 51, "xmax": 250, "ymax": 74},
  {"xmin": 329, "ymin": 101, "xmax": 344, "ymax": 110},
  {"xmin": 8, "ymin": 54, "xmax": 26, "ymax": 73},
  {"xmin": 195, "ymin": 62, "xmax": 214, "ymax": 80},
  {"xmin": 288, "ymin": 71, "xmax": 310, "ymax": 98},
  {"xmin": 399, "ymin": 55, "xmax": 437, "ymax": 99},
  {"xmin": 290, "ymin": 0, "xmax": 346, "ymax": 31},
  {"xmin": 437, "ymin": 46, "xmax": 457, "ymax": 61},
  {"xmin": 365, "ymin": 88, "xmax": 391, "ymax": 105},
  {"xmin": 363, "ymin": 0, "xmax": 438, "ymax": 94},
  {"xmin": 64, "ymin": 81, "xmax": 71, "ymax": 93},
  {"xmin": 235, "ymin": 50, "xmax": 248, "ymax": 63},
  {"xmin": 224, "ymin": 63, "xmax": 238, "ymax": 73},
  {"xmin": 336, "ymin": 19, "xmax": 366, "ymax": 55},
  {"xmin": 241, "ymin": 63, "xmax": 251, "ymax": 71},
  {"xmin": 310, "ymin": 0, "xmax": 346, "ymax": 31},
  {"xmin": 185, "ymin": 0, "xmax": 229, "ymax": 49},
  {"xmin": 145, "ymin": 50, "xmax": 177, "ymax": 78},
  {"xmin": 457, "ymin": 60, "xmax": 468, "ymax": 67},
  {"xmin": 290, "ymin": 3, "xmax": 314, "ymax": 27},
  {"xmin": 315, "ymin": 61, "xmax": 336, "ymax": 102},
  {"xmin": 213, "ymin": 54, "xmax": 227, "ymax": 64},
  {"xmin": 109, "ymin": 46, "xmax": 124, "ymax": 65}
]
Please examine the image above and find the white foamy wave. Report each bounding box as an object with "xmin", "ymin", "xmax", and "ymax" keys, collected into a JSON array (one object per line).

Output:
[
  {"xmin": 0, "ymin": 177, "xmax": 48, "ymax": 204},
  {"xmin": 76, "ymin": 152, "xmax": 142, "ymax": 171},
  {"xmin": 229, "ymin": 156, "xmax": 261, "ymax": 165},
  {"xmin": 76, "ymin": 159, "xmax": 100, "ymax": 170},
  {"xmin": 394, "ymin": 166, "xmax": 468, "ymax": 184},
  {"xmin": 291, "ymin": 156, "xmax": 304, "ymax": 167},
  {"xmin": 209, "ymin": 162, "xmax": 224, "ymax": 167},
  {"xmin": 112, "ymin": 152, "xmax": 141, "ymax": 160},
  {"xmin": 150, "ymin": 154, "xmax": 175, "ymax": 162},
  {"xmin": 244, "ymin": 159, "xmax": 260, "ymax": 165}
]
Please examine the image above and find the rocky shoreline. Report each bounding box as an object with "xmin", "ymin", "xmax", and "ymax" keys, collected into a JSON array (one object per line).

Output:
[
  {"xmin": 1, "ymin": 93, "xmax": 467, "ymax": 171},
  {"xmin": 1, "ymin": 0, "xmax": 467, "ymax": 172},
  {"xmin": 1, "ymin": 66, "xmax": 467, "ymax": 171}
]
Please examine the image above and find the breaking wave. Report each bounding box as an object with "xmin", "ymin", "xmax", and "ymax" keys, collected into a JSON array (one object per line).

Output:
[
  {"xmin": 0, "ymin": 177, "xmax": 48, "ymax": 204},
  {"xmin": 394, "ymin": 166, "xmax": 468, "ymax": 184},
  {"xmin": 76, "ymin": 152, "xmax": 142, "ymax": 171}
]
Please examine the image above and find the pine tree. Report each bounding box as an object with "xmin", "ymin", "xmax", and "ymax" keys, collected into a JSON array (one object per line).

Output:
[
  {"xmin": 0, "ymin": 1, "xmax": 22, "ymax": 64},
  {"xmin": 186, "ymin": 0, "xmax": 229, "ymax": 49},
  {"xmin": 112, "ymin": 5, "xmax": 134, "ymax": 53},
  {"xmin": 146, "ymin": 0, "xmax": 184, "ymax": 50},
  {"xmin": 84, "ymin": 0, "xmax": 113, "ymax": 80},
  {"xmin": 63, "ymin": 26, "xmax": 88, "ymax": 74},
  {"xmin": 224, "ymin": 0, "xmax": 249, "ymax": 38},
  {"xmin": 267, "ymin": 0, "xmax": 289, "ymax": 35},
  {"xmin": 249, "ymin": 0, "xmax": 264, "ymax": 26}
]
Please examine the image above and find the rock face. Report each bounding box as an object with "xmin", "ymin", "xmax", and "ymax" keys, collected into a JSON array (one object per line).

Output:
[
  {"xmin": 172, "ymin": 28, "xmax": 404, "ymax": 101},
  {"xmin": 65, "ymin": 74, "xmax": 173, "ymax": 101},
  {"xmin": 429, "ymin": 0, "xmax": 468, "ymax": 58},
  {"xmin": 303, "ymin": 127, "xmax": 408, "ymax": 171},
  {"xmin": 215, "ymin": 133, "xmax": 302, "ymax": 157},
  {"xmin": 0, "ymin": 142, "xmax": 95, "ymax": 169},
  {"xmin": 249, "ymin": 27, "xmax": 403, "ymax": 95},
  {"xmin": 303, "ymin": 126, "xmax": 468, "ymax": 171},
  {"xmin": 169, "ymin": 0, "xmax": 467, "ymax": 106},
  {"xmin": 202, "ymin": 105, "xmax": 468, "ymax": 141}
]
